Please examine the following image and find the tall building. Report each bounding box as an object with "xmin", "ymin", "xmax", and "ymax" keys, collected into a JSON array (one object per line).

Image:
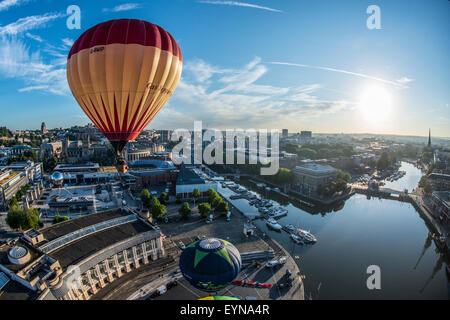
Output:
[
  {"xmin": 41, "ymin": 122, "xmax": 48, "ymax": 134},
  {"xmin": 282, "ymin": 129, "xmax": 288, "ymax": 138},
  {"xmin": 300, "ymin": 131, "xmax": 312, "ymax": 144}
]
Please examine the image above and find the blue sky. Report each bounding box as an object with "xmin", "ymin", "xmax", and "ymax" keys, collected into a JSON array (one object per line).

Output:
[{"xmin": 0, "ymin": 0, "xmax": 448, "ymax": 137}]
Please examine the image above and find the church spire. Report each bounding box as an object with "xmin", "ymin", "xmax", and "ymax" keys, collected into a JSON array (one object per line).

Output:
[{"xmin": 427, "ymin": 128, "xmax": 431, "ymax": 148}]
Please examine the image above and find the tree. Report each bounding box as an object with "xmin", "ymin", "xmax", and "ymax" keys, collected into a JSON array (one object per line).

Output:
[
  {"xmin": 198, "ymin": 202, "xmax": 211, "ymax": 218},
  {"xmin": 52, "ymin": 215, "xmax": 70, "ymax": 224},
  {"xmin": 336, "ymin": 169, "xmax": 351, "ymax": 182},
  {"xmin": 178, "ymin": 202, "xmax": 191, "ymax": 219},
  {"xmin": 9, "ymin": 196, "xmax": 18, "ymax": 207},
  {"xmin": 192, "ymin": 188, "xmax": 201, "ymax": 206},
  {"xmin": 150, "ymin": 197, "xmax": 167, "ymax": 220},
  {"xmin": 216, "ymin": 201, "xmax": 229, "ymax": 216},
  {"xmin": 211, "ymin": 195, "xmax": 222, "ymax": 208},
  {"xmin": 6, "ymin": 206, "xmax": 41, "ymax": 230},
  {"xmin": 158, "ymin": 192, "xmax": 168, "ymax": 205},
  {"xmin": 140, "ymin": 189, "xmax": 152, "ymax": 209},
  {"xmin": 419, "ymin": 176, "xmax": 433, "ymax": 194},
  {"xmin": 43, "ymin": 156, "xmax": 59, "ymax": 172}
]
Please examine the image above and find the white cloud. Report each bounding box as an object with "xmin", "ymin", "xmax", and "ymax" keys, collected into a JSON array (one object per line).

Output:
[
  {"xmin": 198, "ymin": 1, "xmax": 283, "ymax": 13},
  {"xmin": 25, "ymin": 32, "xmax": 43, "ymax": 42},
  {"xmin": 0, "ymin": 37, "xmax": 68, "ymax": 95},
  {"xmin": 150, "ymin": 57, "xmax": 354, "ymax": 130},
  {"xmin": 62, "ymin": 38, "xmax": 74, "ymax": 47},
  {"xmin": 396, "ymin": 77, "xmax": 414, "ymax": 84},
  {"xmin": 270, "ymin": 61, "xmax": 411, "ymax": 89},
  {"xmin": 102, "ymin": 3, "xmax": 142, "ymax": 12},
  {"xmin": 0, "ymin": 0, "xmax": 29, "ymax": 12},
  {"xmin": 0, "ymin": 12, "xmax": 63, "ymax": 36}
]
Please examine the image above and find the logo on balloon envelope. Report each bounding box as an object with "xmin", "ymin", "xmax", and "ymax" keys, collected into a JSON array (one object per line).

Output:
[{"xmin": 179, "ymin": 238, "xmax": 242, "ymax": 292}]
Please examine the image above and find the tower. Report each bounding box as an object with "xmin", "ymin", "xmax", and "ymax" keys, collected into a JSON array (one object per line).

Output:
[
  {"xmin": 41, "ymin": 122, "xmax": 48, "ymax": 134},
  {"xmin": 427, "ymin": 129, "xmax": 431, "ymax": 148}
]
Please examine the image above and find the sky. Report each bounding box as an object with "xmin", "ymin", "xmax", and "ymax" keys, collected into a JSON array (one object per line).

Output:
[{"xmin": 0, "ymin": 0, "xmax": 448, "ymax": 137}]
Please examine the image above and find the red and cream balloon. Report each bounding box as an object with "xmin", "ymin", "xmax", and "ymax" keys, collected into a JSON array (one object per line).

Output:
[{"xmin": 67, "ymin": 19, "xmax": 182, "ymax": 155}]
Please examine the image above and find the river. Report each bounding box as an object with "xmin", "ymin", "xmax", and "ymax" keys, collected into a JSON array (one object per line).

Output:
[{"xmin": 218, "ymin": 162, "xmax": 449, "ymax": 299}]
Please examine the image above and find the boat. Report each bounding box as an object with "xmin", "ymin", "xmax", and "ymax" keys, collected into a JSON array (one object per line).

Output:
[
  {"xmin": 269, "ymin": 207, "xmax": 288, "ymax": 218},
  {"xmin": 297, "ymin": 228, "xmax": 317, "ymax": 243},
  {"xmin": 284, "ymin": 224, "xmax": 296, "ymax": 232},
  {"xmin": 266, "ymin": 218, "xmax": 282, "ymax": 231},
  {"xmin": 290, "ymin": 233, "xmax": 304, "ymax": 244}
]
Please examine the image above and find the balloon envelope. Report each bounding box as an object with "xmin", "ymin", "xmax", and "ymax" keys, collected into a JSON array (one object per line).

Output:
[
  {"xmin": 67, "ymin": 19, "xmax": 182, "ymax": 154},
  {"xmin": 179, "ymin": 238, "xmax": 242, "ymax": 292}
]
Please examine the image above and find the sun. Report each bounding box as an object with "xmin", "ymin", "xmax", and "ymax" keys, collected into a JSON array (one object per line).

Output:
[{"xmin": 357, "ymin": 85, "xmax": 392, "ymax": 125}]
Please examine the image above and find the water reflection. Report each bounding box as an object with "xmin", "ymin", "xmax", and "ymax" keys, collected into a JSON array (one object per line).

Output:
[{"xmin": 218, "ymin": 161, "xmax": 449, "ymax": 299}]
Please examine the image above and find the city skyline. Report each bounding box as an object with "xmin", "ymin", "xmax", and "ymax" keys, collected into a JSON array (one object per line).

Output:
[{"xmin": 0, "ymin": 0, "xmax": 449, "ymax": 137}]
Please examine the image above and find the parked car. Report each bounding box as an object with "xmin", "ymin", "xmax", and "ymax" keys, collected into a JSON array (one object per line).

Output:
[
  {"xmin": 265, "ymin": 260, "xmax": 279, "ymax": 268},
  {"xmin": 178, "ymin": 241, "xmax": 185, "ymax": 250},
  {"xmin": 156, "ymin": 285, "xmax": 167, "ymax": 296},
  {"xmin": 232, "ymin": 280, "xmax": 243, "ymax": 286},
  {"xmin": 166, "ymin": 280, "xmax": 178, "ymax": 289},
  {"xmin": 245, "ymin": 296, "xmax": 257, "ymax": 300},
  {"xmin": 278, "ymin": 256, "xmax": 287, "ymax": 265}
]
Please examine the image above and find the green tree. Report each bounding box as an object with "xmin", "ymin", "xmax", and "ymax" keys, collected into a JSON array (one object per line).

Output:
[
  {"xmin": 158, "ymin": 192, "xmax": 168, "ymax": 205},
  {"xmin": 198, "ymin": 202, "xmax": 211, "ymax": 218},
  {"xmin": 6, "ymin": 206, "xmax": 41, "ymax": 230},
  {"xmin": 216, "ymin": 200, "xmax": 229, "ymax": 216},
  {"xmin": 336, "ymin": 169, "xmax": 351, "ymax": 182},
  {"xmin": 211, "ymin": 195, "xmax": 222, "ymax": 208},
  {"xmin": 178, "ymin": 202, "xmax": 191, "ymax": 219},
  {"xmin": 9, "ymin": 196, "xmax": 18, "ymax": 207},
  {"xmin": 52, "ymin": 215, "xmax": 70, "ymax": 224},
  {"xmin": 150, "ymin": 197, "xmax": 167, "ymax": 220},
  {"xmin": 140, "ymin": 189, "xmax": 152, "ymax": 209},
  {"xmin": 192, "ymin": 188, "xmax": 201, "ymax": 206}
]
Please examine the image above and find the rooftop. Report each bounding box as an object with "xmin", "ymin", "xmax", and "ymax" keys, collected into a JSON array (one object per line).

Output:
[
  {"xmin": 176, "ymin": 167, "xmax": 206, "ymax": 186},
  {"xmin": 48, "ymin": 219, "xmax": 153, "ymax": 269},
  {"xmin": 294, "ymin": 163, "xmax": 337, "ymax": 174},
  {"xmin": 0, "ymin": 239, "xmax": 42, "ymax": 273},
  {"xmin": 39, "ymin": 209, "xmax": 129, "ymax": 242}
]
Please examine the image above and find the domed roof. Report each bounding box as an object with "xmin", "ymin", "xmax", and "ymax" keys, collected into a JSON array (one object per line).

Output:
[
  {"xmin": 8, "ymin": 246, "xmax": 28, "ymax": 259},
  {"xmin": 51, "ymin": 171, "xmax": 64, "ymax": 181}
]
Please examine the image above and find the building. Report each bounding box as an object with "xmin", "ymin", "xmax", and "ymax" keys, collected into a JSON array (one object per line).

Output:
[
  {"xmin": 175, "ymin": 167, "xmax": 218, "ymax": 199},
  {"xmin": 0, "ymin": 209, "xmax": 166, "ymax": 300},
  {"xmin": 10, "ymin": 145, "xmax": 32, "ymax": 156},
  {"xmin": 299, "ymin": 131, "xmax": 312, "ymax": 144},
  {"xmin": 41, "ymin": 122, "xmax": 48, "ymax": 134},
  {"xmin": 432, "ymin": 191, "xmax": 450, "ymax": 227},
  {"xmin": 282, "ymin": 129, "xmax": 288, "ymax": 139},
  {"xmin": 39, "ymin": 141, "xmax": 62, "ymax": 159},
  {"xmin": 0, "ymin": 162, "xmax": 43, "ymax": 209},
  {"xmin": 428, "ymin": 173, "xmax": 450, "ymax": 191},
  {"xmin": 292, "ymin": 163, "xmax": 337, "ymax": 196}
]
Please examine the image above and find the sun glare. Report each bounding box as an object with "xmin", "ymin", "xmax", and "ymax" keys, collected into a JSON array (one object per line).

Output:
[{"xmin": 357, "ymin": 85, "xmax": 392, "ymax": 126}]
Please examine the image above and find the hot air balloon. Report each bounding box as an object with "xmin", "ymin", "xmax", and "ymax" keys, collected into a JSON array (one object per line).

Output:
[
  {"xmin": 179, "ymin": 238, "xmax": 242, "ymax": 292},
  {"xmin": 198, "ymin": 296, "xmax": 240, "ymax": 300},
  {"xmin": 66, "ymin": 19, "xmax": 182, "ymax": 173}
]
